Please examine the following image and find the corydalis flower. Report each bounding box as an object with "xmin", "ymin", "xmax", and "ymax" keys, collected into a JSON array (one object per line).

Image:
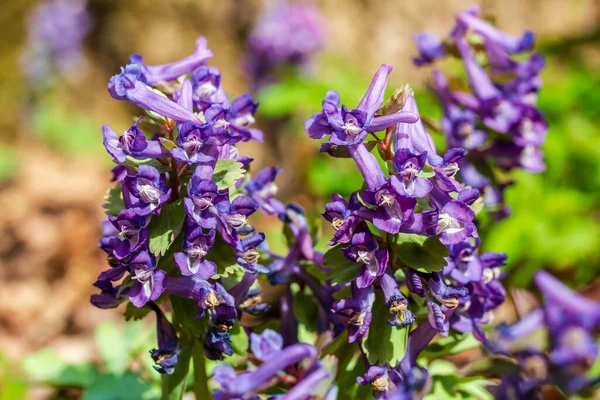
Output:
[
  {"xmin": 174, "ymin": 226, "xmax": 216, "ymax": 278},
  {"xmin": 332, "ymin": 284, "xmax": 375, "ymax": 343},
  {"xmin": 305, "ymin": 65, "xmax": 418, "ymax": 148},
  {"xmin": 149, "ymin": 303, "xmax": 179, "ymax": 374},
  {"xmin": 357, "ymin": 365, "xmax": 403, "ymax": 400},
  {"xmin": 342, "ymin": 231, "xmax": 388, "ymax": 288},
  {"xmin": 323, "ymin": 192, "xmax": 363, "ymax": 245},
  {"xmin": 123, "ymin": 165, "xmax": 172, "ymax": 216},
  {"xmin": 243, "ymin": 167, "xmax": 286, "ymax": 216},
  {"xmin": 102, "ymin": 117, "xmax": 147, "ymax": 163},
  {"xmin": 127, "ymin": 251, "xmax": 167, "ymax": 308},
  {"xmin": 392, "ymin": 148, "xmax": 432, "ymax": 198}
]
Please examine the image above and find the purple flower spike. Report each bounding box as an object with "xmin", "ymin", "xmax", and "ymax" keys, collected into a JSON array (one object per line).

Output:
[
  {"xmin": 149, "ymin": 303, "xmax": 180, "ymax": 374},
  {"xmin": 250, "ymin": 328, "xmax": 283, "ymax": 361},
  {"xmin": 332, "ymin": 284, "xmax": 375, "ymax": 343},
  {"xmin": 128, "ymin": 251, "xmax": 167, "ymax": 308},
  {"xmin": 174, "ymin": 227, "xmax": 216, "ymax": 278},
  {"xmin": 123, "ymin": 165, "xmax": 172, "ymax": 216},
  {"xmin": 342, "ymin": 231, "xmax": 387, "ymax": 288},
  {"xmin": 391, "ymin": 149, "xmax": 433, "ymax": 198},
  {"xmin": 108, "ymin": 64, "xmax": 202, "ymax": 124},
  {"xmin": 129, "ymin": 36, "xmax": 213, "ymax": 85},
  {"xmin": 102, "ymin": 117, "xmax": 147, "ymax": 163},
  {"xmin": 435, "ymin": 200, "xmax": 476, "ymax": 245},
  {"xmin": 412, "ymin": 32, "xmax": 446, "ymax": 66}
]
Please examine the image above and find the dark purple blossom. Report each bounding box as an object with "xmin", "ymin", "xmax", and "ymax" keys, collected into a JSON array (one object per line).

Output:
[
  {"xmin": 332, "ymin": 284, "xmax": 375, "ymax": 343},
  {"xmin": 173, "ymin": 226, "xmax": 216, "ymax": 278},
  {"xmin": 102, "ymin": 117, "xmax": 148, "ymax": 163},
  {"xmin": 357, "ymin": 365, "xmax": 403, "ymax": 400},
  {"xmin": 149, "ymin": 303, "xmax": 180, "ymax": 374},
  {"xmin": 341, "ymin": 231, "xmax": 388, "ymax": 288},
  {"xmin": 127, "ymin": 251, "xmax": 167, "ymax": 308},
  {"xmin": 243, "ymin": 167, "xmax": 286, "ymax": 216},
  {"xmin": 322, "ymin": 192, "xmax": 364, "ymax": 245},
  {"xmin": 123, "ymin": 165, "xmax": 172, "ymax": 216},
  {"xmin": 391, "ymin": 148, "xmax": 432, "ymax": 198},
  {"xmin": 380, "ymin": 268, "xmax": 415, "ymax": 327}
]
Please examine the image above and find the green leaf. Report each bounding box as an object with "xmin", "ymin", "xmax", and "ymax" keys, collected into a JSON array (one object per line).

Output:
[
  {"xmin": 205, "ymin": 235, "xmax": 244, "ymax": 280},
  {"xmin": 23, "ymin": 348, "xmax": 98, "ymax": 387},
  {"xmin": 229, "ymin": 323, "xmax": 249, "ymax": 357},
  {"xmin": 124, "ymin": 302, "xmax": 153, "ymax": 321},
  {"xmin": 417, "ymin": 164, "xmax": 436, "ymax": 179},
  {"xmin": 363, "ymin": 293, "xmax": 409, "ymax": 365},
  {"xmin": 159, "ymin": 137, "xmax": 177, "ymax": 151},
  {"xmin": 323, "ymin": 245, "xmax": 362, "ymax": 285},
  {"xmin": 149, "ymin": 201, "xmax": 185, "ymax": 257},
  {"xmin": 213, "ymin": 159, "xmax": 245, "ymax": 190},
  {"xmin": 121, "ymin": 156, "xmax": 170, "ymax": 173},
  {"xmin": 390, "ymin": 235, "xmax": 448, "ymax": 273},
  {"xmin": 457, "ymin": 378, "xmax": 495, "ymax": 400},
  {"xmin": 103, "ymin": 184, "xmax": 124, "ymax": 216}
]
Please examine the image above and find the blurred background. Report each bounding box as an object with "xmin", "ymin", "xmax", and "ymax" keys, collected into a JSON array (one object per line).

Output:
[{"xmin": 0, "ymin": 0, "xmax": 599, "ymax": 398}]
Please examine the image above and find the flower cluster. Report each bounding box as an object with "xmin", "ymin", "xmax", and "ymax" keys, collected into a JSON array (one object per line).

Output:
[
  {"xmin": 93, "ymin": 36, "xmax": 270, "ymax": 372},
  {"xmin": 245, "ymin": 1, "xmax": 326, "ymax": 90},
  {"xmin": 21, "ymin": 0, "xmax": 92, "ymax": 83},
  {"xmin": 91, "ymin": 9, "xmax": 599, "ymax": 400},
  {"xmin": 305, "ymin": 64, "xmax": 509, "ymax": 399},
  {"xmin": 413, "ymin": 5, "xmax": 547, "ymax": 218}
]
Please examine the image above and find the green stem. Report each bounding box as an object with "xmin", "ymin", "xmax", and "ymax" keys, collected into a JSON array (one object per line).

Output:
[{"xmin": 192, "ymin": 342, "xmax": 212, "ymax": 400}]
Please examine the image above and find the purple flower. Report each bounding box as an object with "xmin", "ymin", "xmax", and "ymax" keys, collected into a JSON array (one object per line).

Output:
[
  {"xmin": 173, "ymin": 226, "xmax": 216, "ymax": 278},
  {"xmin": 129, "ymin": 36, "xmax": 213, "ymax": 85},
  {"xmin": 434, "ymin": 200, "xmax": 476, "ymax": 245},
  {"xmin": 332, "ymin": 284, "xmax": 375, "ymax": 343},
  {"xmin": 216, "ymin": 196, "xmax": 258, "ymax": 245},
  {"xmin": 213, "ymin": 344, "xmax": 317, "ymax": 398},
  {"xmin": 305, "ymin": 65, "xmax": 418, "ymax": 147},
  {"xmin": 149, "ymin": 303, "xmax": 180, "ymax": 374},
  {"xmin": 362, "ymin": 182, "xmax": 417, "ymax": 235},
  {"xmin": 243, "ymin": 167, "xmax": 286, "ymax": 216},
  {"xmin": 341, "ymin": 231, "xmax": 388, "ymax": 288},
  {"xmin": 391, "ymin": 148, "xmax": 432, "ymax": 198},
  {"xmin": 394, "ymin": 93, "xmax": 443, "ymax": 166},
  {"xmin": 380, "ymin": 268, "xmax": 415, "ymax": 327},
  {"xmin": 204, "ymin": 95, "xmax": 264, "ymax": 144},
  {"xmin": 357, "ymin": 365, "xmax": 403, "ymax": 400},
  {"xmin": 443, "ymin": 238, "xmax": 484, "ymax": 284},
  {"xmin": 105, "ymin": 209, "xmax": 150, "ymax": 259},
  {"xmin": 102, "ymin": 118, "xmax": 148, "ymax": 163},
  {"xmin": 456, "ymin": 11, "xmax": 535, "ymax": 54},
  {"xmin": 191, "ymin": 66, "xmax": 227, "ymax": 109},
  {"xmin": 322, "ymin": 193, "xmax": 364, "ymax": 245},
  {"xmin": 412, "ymin": 32, "xmax": 446, "ymax": 66},
  {"xmin": 108, "ymin": 64, "xmax": 202, "ymax": 124},
  {"xmin": 250, "ymin": 329, "xmax": 283, "ymax": 361},
  {"xmin": 128, "ymin": 251, "xmax": 167, "ymax": 308},
  {"xmin": 165, "ymin": 275, "xmax": 233, "ymax": 319},
  {"xmin": 183, "ymin": 172, "xmax": 225, "ymax": 229},
  {"xmin": 90, "ymin": 279, "xmax": 128, "ymax": 309},
  {"xmin": 123, "ymin": 165, "xmax": 172, "ymax": 216},
  {"xmin": 235, "ymin": 232, "xmax": 267, "ymax": 273}
]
